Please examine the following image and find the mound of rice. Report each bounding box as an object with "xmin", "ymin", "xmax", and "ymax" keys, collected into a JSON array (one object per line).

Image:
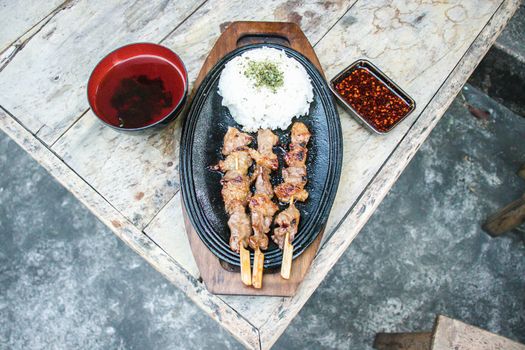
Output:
[{"xmin": 218, "ymin": 47, "xmax": 313, "ymax": 132}]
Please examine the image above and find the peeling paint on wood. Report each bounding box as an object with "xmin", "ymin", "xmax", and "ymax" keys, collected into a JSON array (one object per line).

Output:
[
  {"xmin": 258, "ymin": 1, "xmax": 520, "ymax": 348},
  {"xmin": 0, "ymin": 0, "xmax": 64, "ymax": 53},
  {"xmin": 317, "ymin": 0, "xmax": 505, "ymax": 245},
  {"xmin": 52, "ymin": 113, "xmax": 182, "ymax": 228},
  {"xmin": 0, "ymin": 0, "xmax": 519, "ymax": 349},
  {"xmin": 51, "ymin": 0, "xmax": 355, "ymax": 237},
  {"xmin": 0, "ymin": 0, "xmax": 204, "ymax": 145}
]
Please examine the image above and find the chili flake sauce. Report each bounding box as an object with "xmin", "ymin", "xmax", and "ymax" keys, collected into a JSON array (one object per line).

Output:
[{"xmin": 332, "ymin": 62, "xmax": 414, "ymax": 133}]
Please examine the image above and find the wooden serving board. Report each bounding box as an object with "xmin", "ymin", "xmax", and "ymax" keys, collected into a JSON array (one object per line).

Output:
[{"xmin": 182, "ymin": 21, "xmax": 325, "ymax": 296}]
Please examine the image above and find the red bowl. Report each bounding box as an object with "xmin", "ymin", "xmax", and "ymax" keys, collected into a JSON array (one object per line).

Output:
[{"xmin": 87, "ymin": 43, "xmax": 188, "ymax": 130}]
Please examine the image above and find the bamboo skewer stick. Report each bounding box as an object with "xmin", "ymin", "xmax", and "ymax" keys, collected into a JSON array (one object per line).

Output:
[
  {"xmin": 281, "ymin": 233, "xmax": 293, "ymax": 279},
  {"xmin": 281, "ymin": 197, "xmax": 294, "ymax": 280},
  {"xmin": 240, "ymin": 244, "xmax": 252, "ymax": 286},
  {"xmin": 252, "ymin": 247, "xmax": 264, "ymax": 288},
  {"xmin": 234, "ymin": 154, "xmax": 251, "ymax": 286}
]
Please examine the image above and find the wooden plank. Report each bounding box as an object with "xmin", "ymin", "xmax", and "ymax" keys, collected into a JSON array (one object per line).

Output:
[
  {"xmin": 0, "ymin": 0, "xmax": 64, "ymax": 53},
  {"xmin": 258, "ymin": 0, "xmax": 520, "ymax": 348},
  {"xmin": 316, "ymin": 0, "xmax": 505, "ymax": 243},
  {"xmin": 432, "ymin": 315, "xmax": 525, "ymax": 350},
  {"xmin": 53, "ymin": 113, "xmax": 183, "ymax": 228},
  {"xmin": 52, "ymin": 0, "xmax": 356, "ymax": 227},
  {"xmin": 373, "ymin": 332, "xmax": 432, "ymax": 350},
  {"xmin": 146, "ymin": 194, "xmax": 287, "ymax": 328},
  {"xmin": 162, "ymin": 0, "xmax": 355, "ymax": 90},
  {"xmin": 143, "ymin": 192, "xmax": 200, "ymax": 279},
  {"xmin": 0, "ymin": 107, "xmax": 261, "ymax": 350},
  {"xmin": 482, "ymin": 194, "xmax": 525, "ymax": 236},
  {"xmin": 0, "ymin": 0, "xmax": 205, "ymax": 145},
  {"xmin": 144, "ymin": 0, "xmax": 513, "ymax": 341},
  {"xmin": 140, "ymin": 0, "xmax": 357, "ymax": 322},
  {"xmin": 0, "ymin": 0, "xmax": 518, "ymax": 349},
  {"xmin": 218, "ymin": 295, "xmax": 286, "ymax": 330}
]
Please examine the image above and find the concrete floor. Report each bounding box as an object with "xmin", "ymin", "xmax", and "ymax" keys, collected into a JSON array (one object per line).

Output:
[{"xmin": 1, "ymin": 84, "xmax": 524, "ymax": 349}]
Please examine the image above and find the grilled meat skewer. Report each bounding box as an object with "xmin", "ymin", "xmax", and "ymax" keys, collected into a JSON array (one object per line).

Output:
[
  {"xmin": 249, "ymin": 129, "xmax": 279, "ymax": 289},
  {"xmin": 214, "ymin": 127, "xmax": 254, "ymax": 253},
  {"xmin": 274, "ymin": 122, "xmax": 311, "ymax": 203},
  {"xmin": 248, "ymin": 129, "xmax": 279, "ymax": 251},
  {"xmin": 249, "ymin": 194, "xmax": 277, "ymax": 250},
  {"xmin": 273, "ymin": 122, "xmax": 310, "ymax": 253},
  {"xmin": 272, "ymin": 201, "xmax": 300, "ymax": 249},
  {"xmin": 222, "ymin": 127, "xmax": 252, "ymax": 156},
  {"xmin": 212, "ymin": 150, "xmax": 252, "ymax": 174},
  {"xmin": 252, "ymin": 166, "xmax": 273, "ymax": 198},
  {"xmin": 249, "ymin": 129, "xmax": 279, "ymax": 171}
]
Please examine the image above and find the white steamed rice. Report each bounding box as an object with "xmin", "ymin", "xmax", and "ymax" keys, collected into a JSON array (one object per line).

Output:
[{"xmin": 217, "ymin": 47, "xmax": 313, "ymax": 132}]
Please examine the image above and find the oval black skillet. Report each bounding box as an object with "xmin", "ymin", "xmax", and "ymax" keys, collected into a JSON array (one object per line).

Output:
[{"xmin": 180, "ymin": 43, "xmax": 342, "ymax": 269}]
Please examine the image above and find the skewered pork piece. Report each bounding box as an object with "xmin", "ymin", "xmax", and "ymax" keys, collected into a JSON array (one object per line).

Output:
[
  {"xmin": 227, "ymin": 205, "xmax": 252, "ymax": 253},
  {"xmin": 221, "ymin": 170, "xmax": 251, "ymax": 217},
  {"xmin": 252, "ymin": 166, "xmax": 273, "ymax": 198},
  {"xmin": 223, "ymin": 168, "xmax": 252, "ymax": 253},
  {"xmin": 248, "ymin": 129, "xmax": 279, "ymax": 251},
  {"xmin": 249, "ymin": 129, "xmax": 279, "ymax": 171},
  {"xmin": 272, "ymin": 201, "xmax": 300, "ymax": 249},
  {"xmin": 249, "ymin": 194, "xmax": 278, "ymax": 250},
  {"xmin": 222, "ymin": 127, "xmax": 252, "ymax": 156},
  {"xmin": 214, "ymin": 127, "xmax": 254, "ymax": 253},
  {"xmin": 274, "ymin": 122, "xmax": 311, "ymax": 203},
  {"xmin": 212, "ymin": 150, "xmax": 252, "ymax": 174},
  {"xmin": 272, "ymin": 122, "xmax": 310, "ymax": 257}
]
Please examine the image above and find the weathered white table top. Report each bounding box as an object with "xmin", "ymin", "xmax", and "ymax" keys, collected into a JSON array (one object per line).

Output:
[{"xmin": 0, "ymin": 0, "xmax": 519, "ymax": 348}]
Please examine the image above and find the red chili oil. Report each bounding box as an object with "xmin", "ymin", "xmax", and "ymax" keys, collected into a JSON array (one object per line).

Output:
[{"xmin": 334, "ymin": 65, "xmax": 412, "ymax": 133}]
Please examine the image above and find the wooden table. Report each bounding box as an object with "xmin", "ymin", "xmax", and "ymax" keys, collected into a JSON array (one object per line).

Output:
[
  {"xmin": 375, "ymin": 315, "xmax": 525, "ymax": 350},
  {"xmin": 0, "ymin": 1, "xmax": 519, "ymax": 349}
]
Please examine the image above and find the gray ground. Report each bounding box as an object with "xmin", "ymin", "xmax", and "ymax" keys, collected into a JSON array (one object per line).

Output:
[{"xmin": 1, "ymin": 82, "xmax": 524, "ymax": 349}]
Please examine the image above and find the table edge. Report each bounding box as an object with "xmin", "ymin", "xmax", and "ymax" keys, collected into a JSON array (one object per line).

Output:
[
  {"xmin": 257, "ymin": 0, "xmax": 521, "ymax": 348},
  {"xmin": 0, "ymin": 108, "xmax": 262, "ymax": 350},
  {"xmin": 0, "ymin": 0, "xmax": 519, "ymax": 349}
]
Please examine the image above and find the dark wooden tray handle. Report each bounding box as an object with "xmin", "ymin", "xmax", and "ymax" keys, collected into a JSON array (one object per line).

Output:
[{"xmin": 194, "ymin": 21, "xmax": 324, "ymax": 88}]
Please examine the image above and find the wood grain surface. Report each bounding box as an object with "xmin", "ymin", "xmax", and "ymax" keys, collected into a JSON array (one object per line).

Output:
[
  {"xmin": 0, "ymin": 0, "xmax": 520, "ymax": 348},
  {"xmin": 184, "ymin": 21, "xmax": 324, "ymax": 297},
  {"xmin": 259, "ymin": 1, "xmax": 521, "ymax": 348},
  {"xmin": 432, "ymin": 315, "xmax": 525, "ymax": 350},
  {"xmin": 51, "ymin": 0, "xmax": 352, "ymax": 230},
  {"xmin": 0, "ymin": 0, "xmax": 63, "ymax": 53}
]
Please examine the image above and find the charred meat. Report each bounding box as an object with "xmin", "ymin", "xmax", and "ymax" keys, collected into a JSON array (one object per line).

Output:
[
  {"xmin": 252, "ymin": 166, "xmax": 273, "ymax": 198},
  {"xmin": 248, "ymin": 194, "xmax": 278, "ymax": 250},
  {"xmin": 228, "ymin": 204, "xmax": 252, "ymax": 253},
  {"xmin": 220, "ymin": 169, "xmax": 251, "ymax": 214},
  {"xmin": 215, "ymin": 128, "xmax": 253, "ymax": 252},
  {"xmin": 211, "ymin": 150, "xmax": 252, "ymax": 174},
  {"xmin": 274, "ymin": 122, "xmax": 311, "ymax": 203},
  {"xmin": 272, "ymin": 122, "xmax": 310, "ymax": 249},
  {"xmin": 249, "ymin": 129, "xmax": 279, "ymax": 171},
  {"xmin": 222, "ymin": 127, "xmax": 253, "ymax": 156},
  {"xmin": 249, "ymin": 129, "xmax": 279, "ymax": 250},
  {"xmin": 272, "ymin": 201, "xmax": 300, "ymax": 249}
]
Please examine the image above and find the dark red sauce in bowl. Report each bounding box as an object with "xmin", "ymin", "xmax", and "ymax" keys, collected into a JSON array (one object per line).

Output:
[{"xmin": 88, "ymin": 43, "xmax": 187, "ymax": 130}]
